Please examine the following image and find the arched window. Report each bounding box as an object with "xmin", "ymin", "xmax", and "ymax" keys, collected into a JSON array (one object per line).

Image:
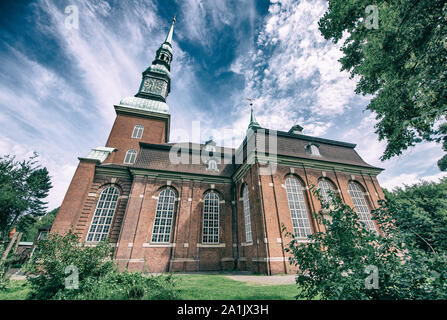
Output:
[
  {"xmin": 348, "ymin": 182, "xmax": 376, "ymax": 233},
  {"xmin": 207, "ymin": 159, "xmax": 218, "ymax": 171},
  {"xmin": 151, "ymin": 188, "xmax": 176, "ymax": 243},
  {"xmin": 318, "ymin": 179, "xmax": 335, "ymax": 203},
  {"xmin": 308, "ymin": 144, "xmax": 320, "ymax": 156},
  {"xmin": 132, "ymin": 125, "xmax": 144, "ymax": 139},
  {"xmin": 202, "ymin": 192, "xmax": 219, "ymax": 244},
  {"xmin": 285, "ymin": 176, "xmax": 312, "ymax": 238},
  {"xmin": 86, "ymin": 186, "xmax": 119, "ymax": 242},
  {"xmin": 242, "ymin": 185, "xmax": 252, "ymax": 243},
  {"xmin": 124, "ymin": 149, "xmax": 137, "ymax": 164}
]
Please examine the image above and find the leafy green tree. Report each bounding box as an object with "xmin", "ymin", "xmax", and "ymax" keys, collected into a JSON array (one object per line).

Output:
[
  {"xmin": 285, "ymin": 187, "xmax": 447, "ymax": 299},
  {"xmin": 384, "ymin": 178, "xmax": 447, "ymax": 254},
  {"xmin": 0, "ymin": 153, "xmax": 52, "ymax": 240},
  {"xmin": 15, "ymin": 207, "xmax": 59, "ymax": 242},
  {"xmin": 318, "ymin": 0, "xmax": 447, "ymax": 169}
]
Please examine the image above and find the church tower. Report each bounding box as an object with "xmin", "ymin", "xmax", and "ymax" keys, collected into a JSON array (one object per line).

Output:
[{"xmin": 103, "ymin": 17, "xmax": 176, "ymax": 165}]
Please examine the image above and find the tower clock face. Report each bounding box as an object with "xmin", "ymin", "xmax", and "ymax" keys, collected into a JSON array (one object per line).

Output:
[{"xmin": 142, "ymin": 78, "xmax": 167, "ymax": 96}]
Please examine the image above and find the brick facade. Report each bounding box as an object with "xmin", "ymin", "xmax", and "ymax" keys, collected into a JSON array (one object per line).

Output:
[{"xmin": 51, "ymin": 19, "xmax": 385, "ymax": 274}]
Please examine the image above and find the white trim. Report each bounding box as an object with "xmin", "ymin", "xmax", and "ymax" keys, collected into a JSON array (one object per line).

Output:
[
  {"xmin": 276, "ymin": 238, "xmax": 282, "ymax": 243},
  {"xmin": 241, "ymin": 242, "xmax": 253, "ymax": 247},
  {"xmin": 128, "ymin": 242, "xmax": 133, "ymax": 247},
  {"xmin": 183, "ymin": 243, "xmax": 189, "ymax": 248},
  {"xmin": 143, "ymin": 243, "xmax": 176, "ymax": 247},
  {"xmin": 88, "ymin": 193, "xmax": 97, "ymax": 197},
  {"xmin": 171, "ymin": 258, "xmax": 198, "ymax": 262},
  {"xmin": 197, "ymin": 243, "xmax": 225, "ymax": 248}
]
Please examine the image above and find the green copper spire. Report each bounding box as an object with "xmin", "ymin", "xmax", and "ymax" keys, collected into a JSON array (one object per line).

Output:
[
  {"xmin": 118, "ymin": 18, "xmax": 176, "ymax": 114},
  {"xmin": 248, "ymin": 106, "xmax": 261, "ymax": 130}
]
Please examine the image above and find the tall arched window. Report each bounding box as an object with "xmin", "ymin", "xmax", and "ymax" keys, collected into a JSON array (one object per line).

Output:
[
  {"xmin": 318, "ymin": 179, "xmax": 335, "ymax": 203},
  {"xmin": 285, "ymin": 176, "xmax": 312, "ymax": 238},
  {"xmin": 124, "ymin": 149, "xmax": 137, "ymax": 164},
  {"xmin": 242, "ymin": 185, "xmax": 252, "ymax": 243},
  {"xmin": 348, "ymin": 182, "xmax": 376, "ymax": 233},
  {"xmin": 202, "ymin": 192, "xmax": 220, "ymax": 244},
  {"xmin": 86, "ymin": 186, "xmax": 119, "ymax": 242},
  {"xmin": 151, "ymin": 188, "xmax": 176, "ymax": 243},
  {"xmin": 132, "ymin": 125, "xmax": 144, "ymax": 139}
]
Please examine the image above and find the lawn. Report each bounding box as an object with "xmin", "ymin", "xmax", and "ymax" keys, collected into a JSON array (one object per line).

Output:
[
  {"xmin": 0, "ymin": 274, "xmax": 300, "ymax": 300},
  {"xmin": 175, "ymin": 274, "xmax": 299, "ymax": 300}
]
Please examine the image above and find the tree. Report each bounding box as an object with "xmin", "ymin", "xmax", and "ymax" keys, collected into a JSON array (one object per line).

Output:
[
  {"xmin": 384, "ymin": 178, "xmax": 447, "ymax": 254},
  {"xmin": 15, "ymin": 207, "xmax": 59, "ymax": 242},
  {"xmin": 284, "ymin": 187, "xmax": 447, "ymax": 299},
  {"xmin": 0, "ymin": 153, "xmax": 52, "ymax": 240},
  {"xmin": 318, "ymin": 0, "xmax": 447, "ymax": 169}
]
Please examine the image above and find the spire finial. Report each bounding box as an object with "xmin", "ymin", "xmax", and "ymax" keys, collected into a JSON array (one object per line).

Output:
[
  {"xmin": 246, "ymin": 98, "xmax": 261, "ymax": 130},
  {"xmin": 165, "ymin": 16, "xmax": 176, "ymax": 45}
]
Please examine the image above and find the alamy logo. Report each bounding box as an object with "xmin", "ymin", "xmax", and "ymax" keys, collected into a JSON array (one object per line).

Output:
[
  {"xmin": 364, "ymin": 265, "xmax": 379, "ymax": 289},
  {"xmin": 64, "ymin": 5, "xmax": 79, "ymax": 30}
]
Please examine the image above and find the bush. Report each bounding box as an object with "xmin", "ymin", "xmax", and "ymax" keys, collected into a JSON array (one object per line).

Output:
[
  {"xmin": 285, "ymin": 186, "xmax": 447, "ymax": 300},
  {"xmin": 23, "ymin": 230, "xmax": 178, "ymax": 300}
]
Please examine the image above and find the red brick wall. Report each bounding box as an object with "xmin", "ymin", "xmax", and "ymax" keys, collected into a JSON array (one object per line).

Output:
[
  {"xmin": 113, "ymin": 178, "xmax": 235, "ymax": 272},
  {"xmin": 103, "ymin": 113, "xmax": 167, "ymax": 165}
]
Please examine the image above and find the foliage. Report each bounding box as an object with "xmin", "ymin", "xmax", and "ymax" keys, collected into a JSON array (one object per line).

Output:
[
  {"xmin": 284, "ymin": 187, "xmax": 447, "ymax": 300},
  {"xmin": 0, "ymin": 242, "xmax": 19, "ymax": 291},
  {"xmin": 319, "ymin": 0, "xmax": 447, "ymax": 169},
  {"xmin": 0, "ymin": 153, "xmax": 52, "ymax": 240},
  {"xmin": 23, "ymin": 229, "xmax": 178, "ymax": 300},
  {"xmin": 384, "ymin": 178, "xmax": 447, "ymax": 254},
  {"xmin": 15, "ymin": 207, "xmax": 58, "ymax": 242}
]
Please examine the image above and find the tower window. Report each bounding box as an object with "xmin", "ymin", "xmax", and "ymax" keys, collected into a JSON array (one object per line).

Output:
[
  {"xmin": 202, "ymin": 192, "xmax": 220, "ymax": 244},
  {"xmin": 242, "ymin": 185, "xmax": 252, "ymax": 243},
  {"xmin": 151, "ymin": 188, "xmax": 176, "ymax": 243},
  {"xmin": 132, "ymin": 125, "xmax": 144, "ymax": 139},
  {"xmin": 285, "ymin": 176, "xmax": 312, "ymax": 238},
  {"xmin": 86, "ymin": 186, "xmax": 119, "ymax": 242},
  {"xmin": 124, "ymin": 149, "xmax": 137, "ymax": 164},
  {"xmin": 207, "ymin": 159, "xmax": 218, "ymax": 171},
  {"xmin": 348, "ymin": 182, "xmax": 377, "ymax": 233}
]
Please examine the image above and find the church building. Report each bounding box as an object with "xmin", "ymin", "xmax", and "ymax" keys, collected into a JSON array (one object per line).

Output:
[{"xmin": 51, "ymin": 18, "xmax": 385, "ymax": 274}]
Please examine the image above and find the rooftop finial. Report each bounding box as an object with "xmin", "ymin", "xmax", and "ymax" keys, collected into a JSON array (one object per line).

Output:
[
  {"xmin": 165, "ymin": 16, "xmax": 176, "ymax": 45},
  {"xmin": 246, "ymin": 98, "xmax": 261, "ymax": 130}
]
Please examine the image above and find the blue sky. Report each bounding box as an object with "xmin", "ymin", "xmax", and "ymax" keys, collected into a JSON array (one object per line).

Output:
[{"xmin": 1, "ymin": 0, "xmax": 446, "ymax": 211}]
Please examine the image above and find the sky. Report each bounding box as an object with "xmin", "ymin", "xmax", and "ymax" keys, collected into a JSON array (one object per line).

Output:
[{"xmin": 0, "ymin": 0, "xmax": 446, "ymax": 211}]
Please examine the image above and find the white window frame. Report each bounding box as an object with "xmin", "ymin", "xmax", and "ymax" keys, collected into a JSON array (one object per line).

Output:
[
  {"xmin": 207, "ymin": 159, "xmax": 218, "ymax": 171},
  {"xmin": 202, "ymin": 192, "xmax": 220, "ymax": 244},
  {"xmin": 285, "ymin": 176, "xmax": 312, "ymax": 238},
  {"xmin": 318, "ymin": 179, "xmax": 335, "ymax": 203},
  {"xmin": 242, "ymin": 185, "xmax": 253, "ymax": 243},
  {"xmin": 124, "ymin": 149, "xmax": 137, "ymax": 164},
  {"xmin": 151, "ymin": 188, "xmax": 176, "ymax": 243},
  {"xmin": 86, "ymin": 186, "xmax": 119, "ymax": 242},
  {"xmin": 309, "ymin": 144, "xmax": 320, "ymax": 156},
  {"xmin": 131, "ymin": 125, "xmax": 144, "ymax": 139},
  {"xmin": 348, "ymin": 182, "xmax": 377, "ymax": 233}
]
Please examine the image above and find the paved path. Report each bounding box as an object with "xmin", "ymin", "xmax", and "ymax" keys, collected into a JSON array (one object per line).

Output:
[{"xmin": 225, "ymin": 274, "xmax": 296, "ymax": 285}]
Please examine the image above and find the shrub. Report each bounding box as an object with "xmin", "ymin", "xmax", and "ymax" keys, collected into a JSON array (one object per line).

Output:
[
  {"xmin": 23, "ymin": 229, "xmax": 178, "ymax": 300},
  {"xmin": 285, "ymin": 186, "xmax": 447, "ymax": 300}
]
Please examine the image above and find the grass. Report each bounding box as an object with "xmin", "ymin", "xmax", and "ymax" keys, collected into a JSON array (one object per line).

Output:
[
  {"xmin": 0, "ymin": 280, "xmax": 30, "ymax": 300},
  {"xmin": 0, "ymin": 274, "xmax": 301, "ymax": 300},
  {"xmin": 175, "ymin": 274, "xmax": 299, "ymax": 300}
]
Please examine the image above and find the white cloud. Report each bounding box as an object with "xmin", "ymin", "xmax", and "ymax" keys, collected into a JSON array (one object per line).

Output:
[{"xmin": 380, "ymin": 172, "xmax": 447, "ymax": 191}]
